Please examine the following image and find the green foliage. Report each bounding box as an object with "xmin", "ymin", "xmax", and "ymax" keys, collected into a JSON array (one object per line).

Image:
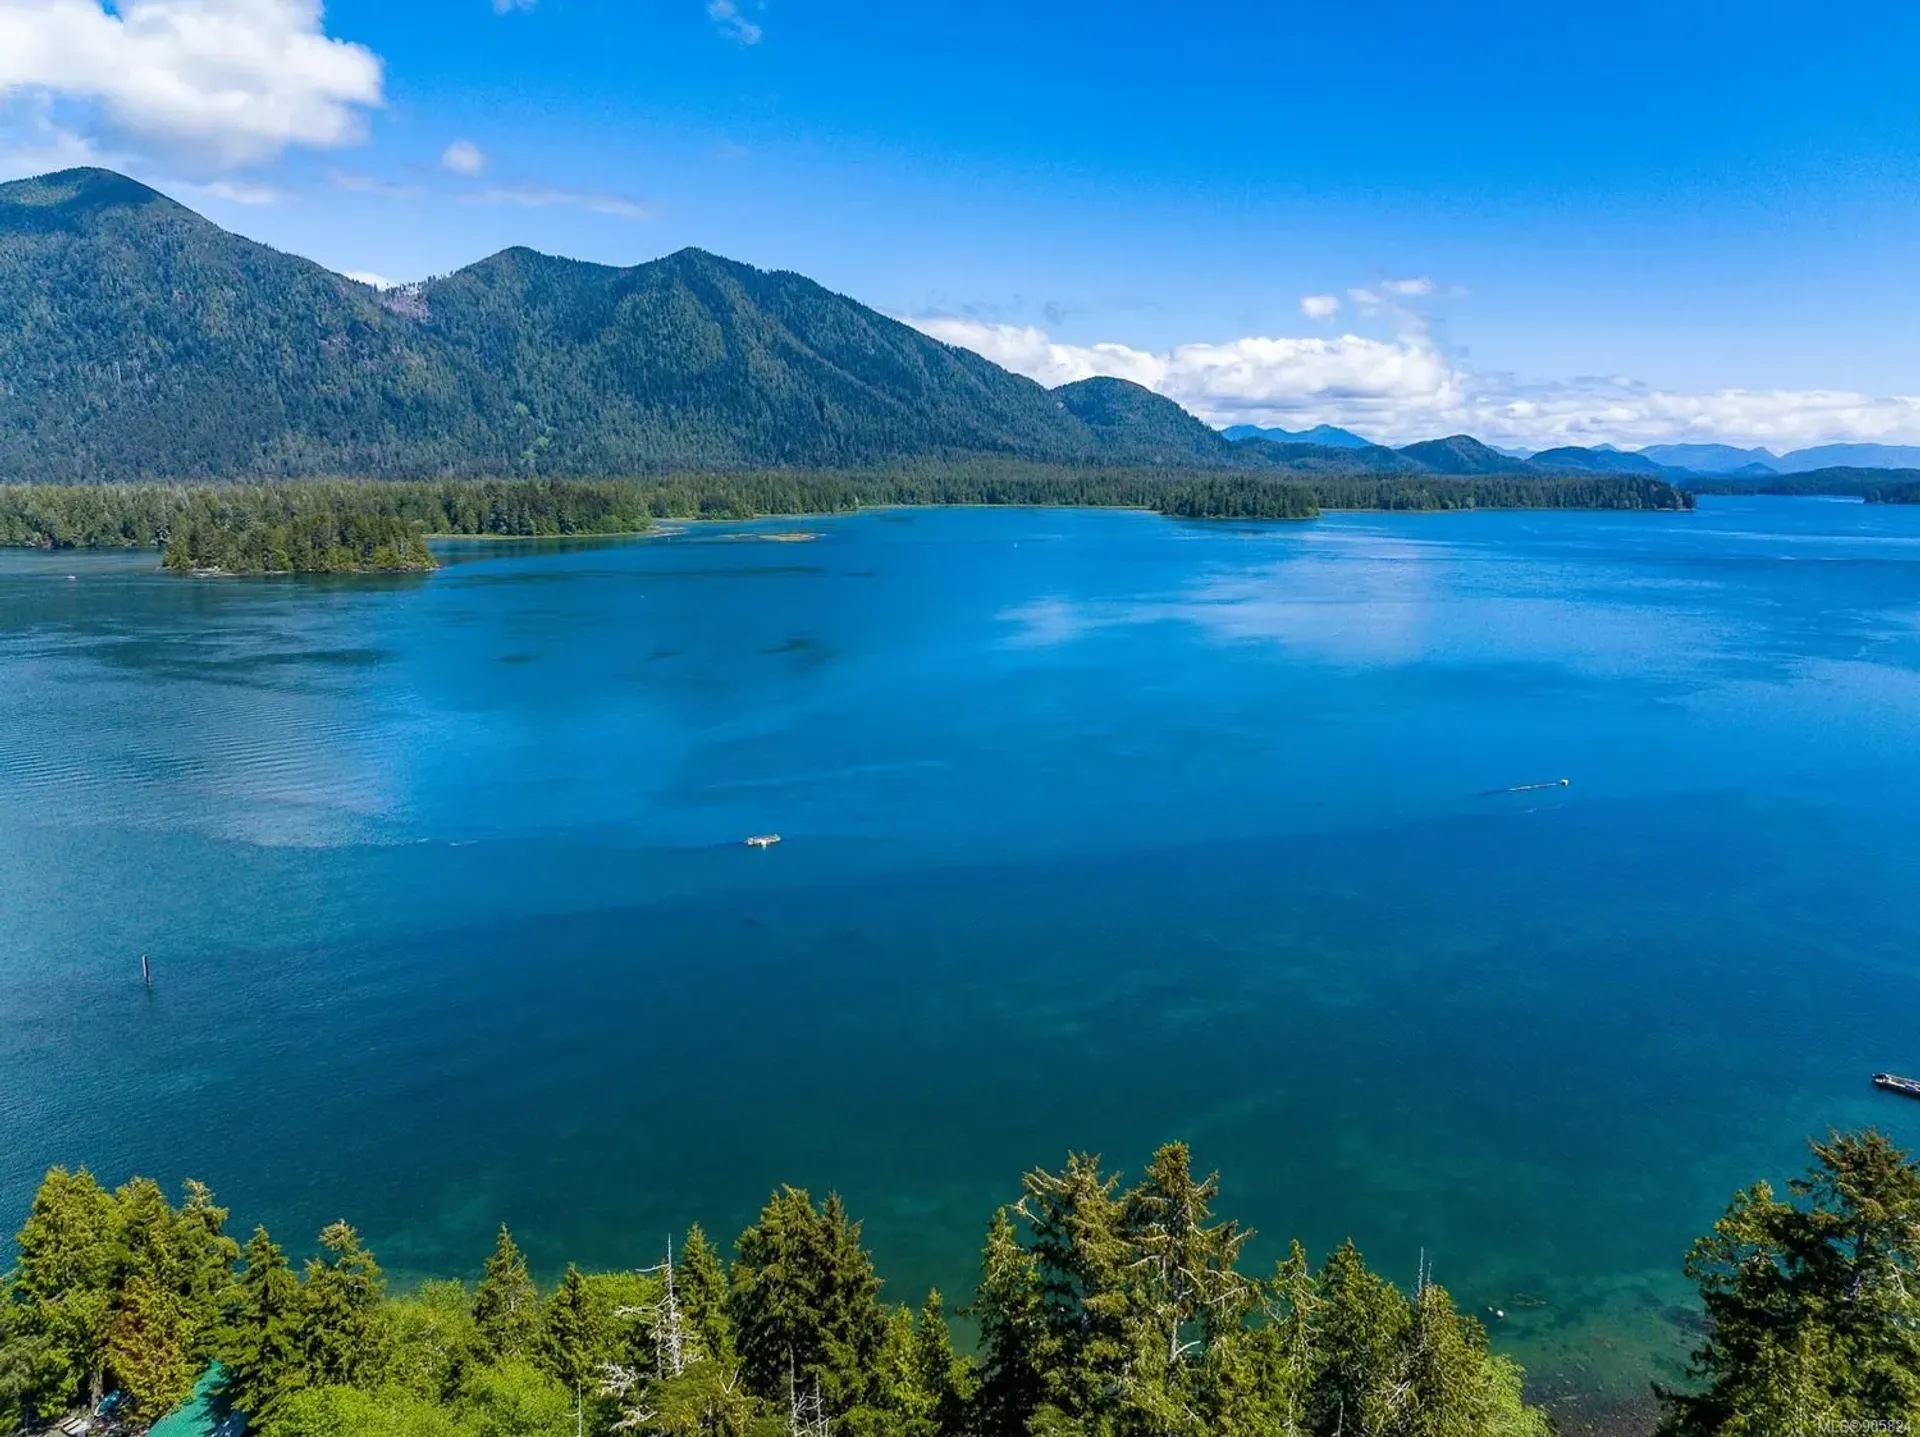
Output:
[
  {"xmin": 728, "ymin": 1187, "xmax": 889, "ymax": 1414},
  {"xmin": 259, "ymin": 1384, "xmax": 465, "ymax": 1437},
  {"xmin": 294, "ymin": 1222, "xmax": 388, "ymax": 1390},
  {"xmin": 455, "ymin": 1360, "xmax": 577, "ymax": 1437},
  {"xmin": 222, "ymin": 1228, "xmax": 303, "ymax": 1422},
  {"xmin": 0, "ymin": 461, "xmax": 1693, "ymax": 575},
  {"xmin": 473, "ymin": 1228, "xmax": 542, "ymax": 1364},
  {"xmin": 386, "ymin": 1280, "xmax": 484, "ymax": 1406},
  {"xmin": 971, "ymin": 1145, "xmax": 1546, "ymax": 1437},
  {"xmin": 678, "ymin": 1225, "xmax": 734, "ymax": 1366},
  {"xmin": 23, "ymin": 1135, "xmax": 1902, "ymax": 1437},
  {"xmin": 1657, "ymin": 1129, "xmax": 1920, "ymax": 1436},
  {"xmin": 0, "ymin": 1169, "xmax": 238, "ymax": 1423},
  {"xmin": 106, "ymin": 1272, "xmax": 196, "ymax": 1420},
  {"xmin": 538, "ymin": 1265, "xmax": 601, "ymax": 1396},
  {"xmin": 1685, "ymin": 467, "xmax": 1920, "ymax": 502}
]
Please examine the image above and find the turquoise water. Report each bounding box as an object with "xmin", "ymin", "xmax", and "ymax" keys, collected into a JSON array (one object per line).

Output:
[{"xmin": 5, "ymin": 499, "xmax": 1920, "ymax": 1412}]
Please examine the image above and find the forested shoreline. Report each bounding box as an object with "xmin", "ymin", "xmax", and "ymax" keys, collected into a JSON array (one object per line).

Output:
[
  {"xmin": 0, "ymin": 468, "xmax": 1692, "ymax": 574},
  {"xmin": 1682, "ymin": 467, "xmax": 1920, "ymax": 503},
  {"xmin": 3, "ymin": 1133, "xmax": 1916, "ymax": 1437}
]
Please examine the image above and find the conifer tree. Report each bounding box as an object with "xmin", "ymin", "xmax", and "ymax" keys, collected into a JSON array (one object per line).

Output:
[
  {"xmin": 222, "ymin": 1227, "xmax": 304, "ymax": 1422},
  {"xmin": 295, "ymin": 1222, "xmax": 387, "ymax": 1389},
  {"xmin": 678, "ymin": 1224, "xmax": 735, "ymax": 1366},
  {"xmin": 107, "ymin": 1272, "xmax": 196, "ymax": 1420},
  {"xmin": 1397, "ymin": 1279, "xmax": 1500, "ymax": 1437},
  {"xmin": 1657, "ymin": 1129, "xmax": 1920, "ymax": 1434},
  {"xmin": 540, "ymin": 1264, "xmax": 601, "ymax": 1396},
  {"xmin": 473, "ymin": 1226, "xmax": 543, "ymax": 1364},
  {"xmin": 910, "ymin": 1290, "xmax": 970, "ymax": 1436},
  {"xmin": 173, "ymin": 1181, "xmax": 240, "ymax": 1360},
  {"xmin": 1312, "ymin": 1241, "xmax": 1411, "ymax": 1437},
  {"xmin": 967, "ymin": 1207, "xmax": 1052, "ymax": 1437},
  {"xmin": 14, "ymin": 1166, "xmax": 119, "ymax": 1404},
  {"xmin": 1018, "ymin": 1150, "xmax": 1129, "ymax": 1424},
  {"xmin": 729, "ymin": 1187, "xmax": 887, "ymax": 1414}
]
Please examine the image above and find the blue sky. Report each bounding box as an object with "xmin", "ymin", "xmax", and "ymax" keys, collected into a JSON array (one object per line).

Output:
[{"xmin": 4, "ymin": 0, "xmax": 1920, "ymax": 447}]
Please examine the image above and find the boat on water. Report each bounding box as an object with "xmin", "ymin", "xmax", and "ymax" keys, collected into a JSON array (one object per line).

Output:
[
  {"xmin": 1872, "ymin": 1073, "xmax": 1920, "ymax": 1099},
  {"xmin": 745, "ymin": 834, "xmax": 782, "ymax": 848}
]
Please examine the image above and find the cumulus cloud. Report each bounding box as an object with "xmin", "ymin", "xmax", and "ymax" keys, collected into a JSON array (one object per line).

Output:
[
  {"xmin": 0, "ymin": 0, "xmax": 384, "ymax": 169},
  {"xmin": 175, "ymin": 176, "xmax": 284, "ymax": 204},
  {"xmin": 470, "ymin": 181, "xmax": 648, "ymax": 219},
  {"xmin": 441, "ymin": 138, "xmax": 485, "ymax": 176},
  {"xmin": 707, "ymin": 0, "xmax": 761, "ymax": 44},
  {"xmin": 907, "ymin": 313, "xmax": 1920, "ymax": 449},
  {"xmin": 1299, "ymin": 294, "xmax": 1340, "ymax": 321},
  {"xmin": 910, "ymin": 316, "xmax": 1457, "ymax": 434}
]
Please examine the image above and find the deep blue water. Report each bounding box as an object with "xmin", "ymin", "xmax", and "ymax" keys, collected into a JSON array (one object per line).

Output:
[{"xmin": 4, "ymin": 498, "xmax": 1920, "ymax": 1406}]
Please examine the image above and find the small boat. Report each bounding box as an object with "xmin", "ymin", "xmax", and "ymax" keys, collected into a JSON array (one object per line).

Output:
[
  {"xmin": 744, "ymin": 834, "xmax": 782, "ymax": 849},
  {"xmin": 1872, "ymin": 1073, "xmax": 1920, "ymax": 1099}
]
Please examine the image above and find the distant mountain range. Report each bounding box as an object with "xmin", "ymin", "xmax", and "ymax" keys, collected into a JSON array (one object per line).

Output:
[
  {"xmin": 1220, "ymin": 423, "xmax": 1370, "ymax": 449},
  {"xmin": 0, "ymin": 168, "xmax": 1906, "ymax": 488},
  {"xmin": 1224, "ymin": 430, "xmax": 1920, "ymax": 479}
]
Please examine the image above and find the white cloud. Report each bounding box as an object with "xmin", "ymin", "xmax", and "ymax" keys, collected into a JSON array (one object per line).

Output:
[
  {"xmin": 1299, "ymin": 294, "xmax": 1340, "ymax": 321},
  {"xmin": 344, "ymin": 268, "xmax": 394, "ymax": 289},
  {"xmin": 911, "ymin": 316, "xmax": 1456, "ymax": 433},
  {"xmin": 492, "ymin": 0, "xmax": 535, "ymax": 11},
  {"xmin": 470, "ymin": 181, "xmax": 648, "ymax": 219},
  {"xmin": 175, "ymin": 176, "xmax": 283, "ymax": 204},
  {"xmin": 0, "ymin": 0, "xmax": 384, "ymax": 169},
  {"xmin": 328, "ymin": 166, "xmax": 418, "ymax": 196},
  {"xmin": 1381, "ymin": 276, "xmax": 1435, "ymax": 297},
  {"xmin": 908, "ymin": 313, "xmax": 1920, "ymax": 449},
  {"xmin": 441, "ymin": 138, "xmax": 485, "ymax": 176},
  {"xmin": 707, "ymin": 0, "xmax": 762, "ymax": 44}
]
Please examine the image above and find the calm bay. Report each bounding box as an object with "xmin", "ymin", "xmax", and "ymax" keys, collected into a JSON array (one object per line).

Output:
[{"xmin": 4, "ymin": 497, "xmax": 1918, "ymax": 1414}]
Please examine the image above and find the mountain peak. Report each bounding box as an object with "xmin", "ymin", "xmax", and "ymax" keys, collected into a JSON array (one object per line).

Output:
[{"xmin": 0, "ymin": 167, "xmax": 184, "ymax": 233}]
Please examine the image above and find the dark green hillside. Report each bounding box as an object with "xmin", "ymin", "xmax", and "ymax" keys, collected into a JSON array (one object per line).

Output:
[
  {"xmin": 1529, "ymin": 445, "xmax": 1669, "ymax": 475},
  {"xmin": 0, "ymin": 169, "xmax": 473, "ymax": 483},
  {"xmin": 1394, "ymin": 434, "xmax": 1516, "ymax": 474},
  {"xmin": 0, "ymin": 169, "xmax": 1119, "ymax": 481},
  {"xmin": 1052, "ymin": 376, "xmax": 1237, "ymax": 462},
  {"xmin": 0, "ymin": 166, "xmax": 1736, "ymax": 501},
  {"xmin": 1684, "ymin": 466, "xmax": 1920, "ymax": 501},
  {"xmin": 1235, "ymin": 439, "xmax": 1424, "ymax": 473},
  {"xmin": 411, "ymin": 245, "xmax": 1106, "ymax": 471}
]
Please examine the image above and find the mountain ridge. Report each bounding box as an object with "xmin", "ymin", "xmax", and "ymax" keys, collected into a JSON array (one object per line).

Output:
[{"xmin": 0, "ymin": 169, "xmax": 1904, "ymax": 485}]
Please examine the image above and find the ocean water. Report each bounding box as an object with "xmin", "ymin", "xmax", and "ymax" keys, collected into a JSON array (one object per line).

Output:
[{"xmin": 4, "ymin": 498, "xmax": 1919, "ymax": 1413}]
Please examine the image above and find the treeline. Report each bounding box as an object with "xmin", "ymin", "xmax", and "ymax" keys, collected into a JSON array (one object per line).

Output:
[
  {"xmin": 0, "ymin": 466, "xmax": 1693, "ymax": 572},
  {"xmin": 0, "ymin": 479, "xmax": 662, "ymax": 574},
  {"xmin": 1, "ymin": 1144, "xmax": 1545, "ymax": 1437},
  {"xmin": 1684, "ymin": 467, "xmax": 1920, "ymax": 503},
  {"xmin": 5, "ymin": 1134, "xmax": 1917, "ymax": 1437}
]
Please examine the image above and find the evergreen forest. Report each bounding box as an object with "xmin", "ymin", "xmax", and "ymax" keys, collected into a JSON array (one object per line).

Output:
[
  {"xmin": 0, "ymin": 468, "xmax": 1692, "ymax": 574},
  {"xmin": 4, "ymin": 1134, "xmax": 1917, "ymax": 1436}
]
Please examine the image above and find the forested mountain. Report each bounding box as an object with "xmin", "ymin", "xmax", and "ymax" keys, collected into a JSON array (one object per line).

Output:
[
  {"xmin": 2, "ymin": 168, "xmax": 1878, "ymax": 492},
  {"xmin": 1527, "ymin": 445, "xmax": 1669, "ymax": 475},
  {"xmin": 1052, "ymin": 376, "xmax": 1239, "ymax": 463},
  {"xmin": 1395, "ymin": 435, "xmax": 1515, "ymax": 475},
  {"xmin": 0, "ymin": 169, "xmax": 1147, "ymax": 481}
]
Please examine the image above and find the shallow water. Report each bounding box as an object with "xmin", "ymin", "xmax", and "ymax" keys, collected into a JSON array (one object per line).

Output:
[{"xmin": 4, "ymin": 498, "xmax": 1919, "ymax": 1408}]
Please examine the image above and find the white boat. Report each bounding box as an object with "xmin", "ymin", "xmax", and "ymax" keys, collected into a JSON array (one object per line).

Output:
[{"xmin": 744, "ymin": 834, "xmax": 782, "ymax": 848}]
